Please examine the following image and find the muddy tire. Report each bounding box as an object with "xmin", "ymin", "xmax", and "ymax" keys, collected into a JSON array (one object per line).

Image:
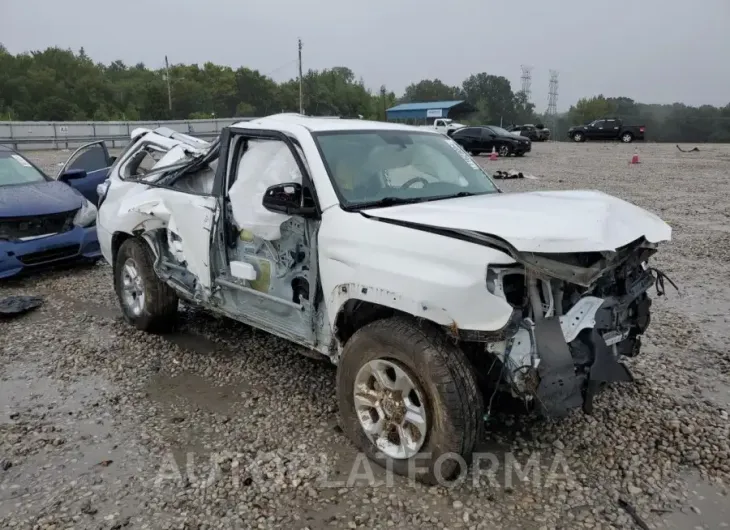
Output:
[
  {"xmin": 337, "ymin": 316, "xmax": 483, "ymax": 485},
  {"xmin": 114, "ymin": 237, "xmax": 178, "ymax": 333}
]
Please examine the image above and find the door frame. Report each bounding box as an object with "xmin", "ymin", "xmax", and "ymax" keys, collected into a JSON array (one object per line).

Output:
[
  {"xmin": 207, "ymin": 126, "xmax": 323, "ymax": 346},
  {"xmin": 57, "ymin": 141, "xmax": 111, "ymax": 178}
]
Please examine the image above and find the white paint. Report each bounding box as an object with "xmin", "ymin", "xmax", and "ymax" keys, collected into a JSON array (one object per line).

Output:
[
  {"xmin": 366, "ymin": 190, "xmax": 671, "ymax": 253},
  {"xmin": 230, "ymin": 261, "xmax": 258, "ymax": 281},
  {"xmin": 318, "ymin": 206, "xmax": 517, "ymax": 333},
  {"xmin": 128, "ymin": 189, "xmax": 216, "ymax": 289},
  {"xmin": 559, "ymin": 296, "xmax": 604, "ymax": 343}
]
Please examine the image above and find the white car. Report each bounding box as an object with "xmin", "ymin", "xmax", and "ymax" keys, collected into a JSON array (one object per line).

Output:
[
  {"xmin": 419, "ymin": 118, "xmax": 466, "ymax": 136},
  {"xmin": 97, "ymin": 114, "xmax": 671, "ymax": 484}
]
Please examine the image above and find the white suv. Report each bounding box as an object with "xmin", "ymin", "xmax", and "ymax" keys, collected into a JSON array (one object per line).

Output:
[{"xmin": 97, "ymin": 114, "xmax": 671, "ymax": 483}]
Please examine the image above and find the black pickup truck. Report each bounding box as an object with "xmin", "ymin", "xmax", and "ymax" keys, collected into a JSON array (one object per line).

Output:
[{"xmin": 568, "ymin": 118, "xmax": 645, "ymax": 143}]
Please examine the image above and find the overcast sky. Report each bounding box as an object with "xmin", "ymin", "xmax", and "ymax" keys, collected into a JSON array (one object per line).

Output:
[{"xmin": 1, "ymin": 0, "xmax": 727, "ymax": 112}]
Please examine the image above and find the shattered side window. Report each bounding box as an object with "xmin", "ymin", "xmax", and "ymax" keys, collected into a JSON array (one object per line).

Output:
[{"xmin": 121, "ymin": 145, "xmax": 168, "ymax": 179}]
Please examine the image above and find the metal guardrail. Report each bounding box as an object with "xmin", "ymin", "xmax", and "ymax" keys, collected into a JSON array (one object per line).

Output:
[{"xmin": 0, "ymin": 118, "xmax": 257, "ymax": 150}]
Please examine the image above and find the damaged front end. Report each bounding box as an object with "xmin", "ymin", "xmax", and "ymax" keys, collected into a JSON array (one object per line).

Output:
[{"xmin": 483, "ymin": 237, "xmax": 669, "ymax": 417}]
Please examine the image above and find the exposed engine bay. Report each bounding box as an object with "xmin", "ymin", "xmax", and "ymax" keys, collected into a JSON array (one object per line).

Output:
[{"xmin": 482, "ymin": 238, "xmax": 669, "ymax": 417}]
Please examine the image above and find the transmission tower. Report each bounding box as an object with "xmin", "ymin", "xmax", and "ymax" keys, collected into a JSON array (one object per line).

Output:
[
  {"xmin": 520, "ymin": 65, "xmax": 533, "ymax": 101},
  {"xmin": 547, "ymin": 70, "xmax": 559, "ymax": 116},
  {"xmin": 547, "ymin": 70, "xmax": 559, "ymax": 138}
]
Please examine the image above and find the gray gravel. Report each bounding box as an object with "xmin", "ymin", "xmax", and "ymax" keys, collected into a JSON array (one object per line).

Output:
[{"xmin": 1, "ymin": 141, "xmax": 729, "ymax": 529}]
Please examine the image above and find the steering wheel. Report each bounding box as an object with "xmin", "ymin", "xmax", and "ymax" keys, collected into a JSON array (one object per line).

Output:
[{"xmin": 400, "ymin": 176, "xmax": 429, "ymax": 189}]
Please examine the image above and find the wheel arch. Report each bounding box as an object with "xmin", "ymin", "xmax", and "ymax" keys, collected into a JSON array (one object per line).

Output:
[
  {"xmin": 330, "ymin": 286, "xmax": 458, "ymax": 347},
  {"xmin": 111, "ymin": 231, "xmax": 159, "ymax": 273}
]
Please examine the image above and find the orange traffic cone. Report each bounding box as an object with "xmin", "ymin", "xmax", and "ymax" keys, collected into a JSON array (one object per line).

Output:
[
  {"xmin": 630, "ymin": 148, "xmax": 640, "ymax": 165},
  {"xmin": 489, "ymin": 147, "xmax": 498, "ymax": 161}
]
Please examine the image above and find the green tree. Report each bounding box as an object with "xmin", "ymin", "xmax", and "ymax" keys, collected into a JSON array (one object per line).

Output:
[
  {"xmin": 401, "ymin": 79, "xmax": 463, "ymax": 103},
  {"xmin": 0, "ymin": 45, "xmax": 728, "ymax": 143}
]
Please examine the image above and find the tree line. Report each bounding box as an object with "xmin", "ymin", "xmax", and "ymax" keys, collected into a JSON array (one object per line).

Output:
[{"xmin": 1, "ymin": 45, "xmax": 728, "ymax": 142}]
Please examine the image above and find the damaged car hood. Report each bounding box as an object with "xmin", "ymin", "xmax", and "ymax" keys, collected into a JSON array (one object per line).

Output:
[{"xmin": 365, "ymin": 190, "xmax": 671, "ymax": 253}]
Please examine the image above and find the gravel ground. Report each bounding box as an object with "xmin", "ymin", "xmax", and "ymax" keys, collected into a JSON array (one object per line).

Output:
[{"xmin": 1, "ymin": 141, "xmax": 729, "ymax": 530}]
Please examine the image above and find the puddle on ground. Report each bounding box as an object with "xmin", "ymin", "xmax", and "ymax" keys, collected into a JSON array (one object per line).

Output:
[
  {"xmin": 145, "ymin": 371, "xmax": 250, "ymax": 417},
  {"xmin": 661, "ymin": 471, "xmax": 730, "ymax": 529},
  {"xmin": 144, "ymin": 371, "xmax": 253, "ymax": 459},
  {"xmin": 0, "ymin": 362, "xmax": 149, "ymax": 522}
]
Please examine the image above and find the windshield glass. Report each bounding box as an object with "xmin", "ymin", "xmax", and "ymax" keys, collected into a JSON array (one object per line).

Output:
[
  {"xmin": 315, "ymin": 130, "xmax": 498, "ymax": 208},
  {"xmin": 0, "ymin": 152, "xmax": 48, "ymax": 186}
]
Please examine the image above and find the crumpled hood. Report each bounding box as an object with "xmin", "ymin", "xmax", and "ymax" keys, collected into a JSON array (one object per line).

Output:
[
  {"xmin": 0, "ymin": 181, "xmax": 83, "ymax": 218},
  {"xmin": 365, "ymin": 190, "xmax": 671, "ymax": 253}
]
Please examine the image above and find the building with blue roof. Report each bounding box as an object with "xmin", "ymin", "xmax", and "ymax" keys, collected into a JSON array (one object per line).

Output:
[{"xmin": 385, "ymin": 100, "xmax": 476, "ymax": 123}]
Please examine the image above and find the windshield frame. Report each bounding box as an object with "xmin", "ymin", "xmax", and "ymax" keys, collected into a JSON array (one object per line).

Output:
[
  {"xmin": 311, "ymin": 129, "xmax": 501, "ymax": 210},
  {"xmin": 0, "ymin": 150, "xmax": 51, "ymax": 188}
]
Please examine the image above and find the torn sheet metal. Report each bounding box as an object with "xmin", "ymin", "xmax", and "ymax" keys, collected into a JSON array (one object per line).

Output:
[
  {"xmin": 0, "ymin": 295, "xmax": 43, "ymax": 318},
  {"xmin": 123, "ymin": 189, "xmax": 218, "ymax": 290},
  {"xmin": 228, "ymin": 140, "xmax": 302, "ymax": 241}
]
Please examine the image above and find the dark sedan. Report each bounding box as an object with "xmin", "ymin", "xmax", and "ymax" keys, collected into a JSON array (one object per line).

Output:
[{"xmin": 450, "ymin": 126, "xmax": 532, "ymax": 157}]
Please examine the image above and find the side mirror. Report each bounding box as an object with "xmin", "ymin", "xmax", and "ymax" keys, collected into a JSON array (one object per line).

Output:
[
  {"xmin": 59, "ymin": 168, "xmax": 87, "ymax": 182},
  {"xmin": 262, "ymin": 182, "xmax": 305, "ymax": 215}
]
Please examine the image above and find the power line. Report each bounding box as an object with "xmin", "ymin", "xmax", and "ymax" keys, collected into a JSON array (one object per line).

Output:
[
  {"xmin": 263, "ymin": 59, "xmax": 297, "ymax": 78},
  {"xmin": 520, "ymin": 65, "xmax": 532, "ymax": 102}
]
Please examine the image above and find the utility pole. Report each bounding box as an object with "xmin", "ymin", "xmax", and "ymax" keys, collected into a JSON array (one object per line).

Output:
[
  {"xmin": 380, "ymin": 85, "xmax": 387, "ymax": 121},
  {"xmin": 298, "ymin": 39, "xmax": 304, "ymax": 115},
  {"xmin": 164, "ymin": 55, "xmax": 172, "ymax": 112}
]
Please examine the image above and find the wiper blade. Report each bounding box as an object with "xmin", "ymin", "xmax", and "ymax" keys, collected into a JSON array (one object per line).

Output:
[
  {"xmin": 354, "ymin": 196, "xmax": 428, "ymax": 209},
  {"xmin": 441, "ymin": 191, "xmax": 477, "ymax": 199},
  {"xmin": 420, "ymin": 191, "xmax": 482, "ymax": 202}
]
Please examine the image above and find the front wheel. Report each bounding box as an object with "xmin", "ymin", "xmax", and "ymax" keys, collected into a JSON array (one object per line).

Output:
[
  {"xmin": 114, "ymin": 238, "xmax": 178, "ymax": 332},
  {"xmin": 337, "ymin": 317, "xmax": 483, "ymax": 485}
]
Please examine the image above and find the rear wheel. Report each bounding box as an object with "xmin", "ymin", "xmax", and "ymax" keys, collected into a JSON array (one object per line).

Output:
[
  {"xmin": 114, "ymin": 238, "xmax": 178, "ymax": 332},
  {"xmin": 337, "ymin": 317, "xmax": 483, "ymax": 485},
  {"xmin": 621, "ymin": 132, "xmax": 634, "ymax": 143},
  {"xmin": 498, "ymin": 144, "xmax": 512, "ymax": 157},
  {"xmin": 470, "ymin": 150, "xmax": 480, "ymax": 156}
]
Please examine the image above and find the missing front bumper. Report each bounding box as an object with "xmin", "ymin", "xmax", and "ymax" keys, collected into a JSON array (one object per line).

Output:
[{"xmin": 533, "ymin": 316, "xmax": 634, "ymax": 417}]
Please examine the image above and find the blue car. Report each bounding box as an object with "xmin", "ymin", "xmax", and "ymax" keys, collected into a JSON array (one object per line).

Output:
[{"xmin": 0, "ymin": 142, "xmax": 114, "ymax": 279}]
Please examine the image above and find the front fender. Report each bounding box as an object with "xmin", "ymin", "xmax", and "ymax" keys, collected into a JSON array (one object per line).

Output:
[{"xmin": 319, "ymin": 208, "xmax": 517, "ymax": 334}]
